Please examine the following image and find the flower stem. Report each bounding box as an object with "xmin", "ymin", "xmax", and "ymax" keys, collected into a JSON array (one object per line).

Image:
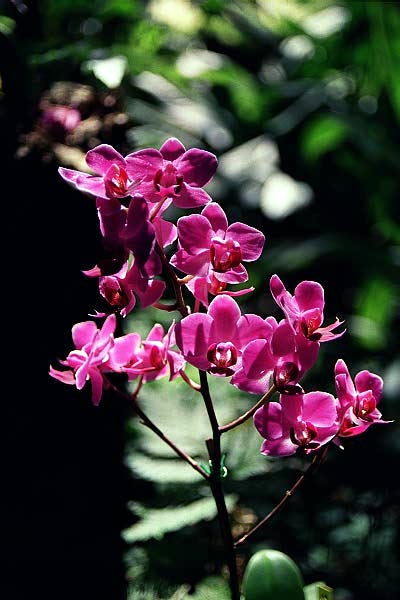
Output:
[
  {"xmin": 152, "ymin": 301, "xmax": 178, "ymax": 312},
  {"xmin": 179, "ymin": 369, "xmax": 201, "ymax": 391},
  {"xmin": 155, "ymin": 243, "xmax": 189, "ymax": 317},
  {"xmin": 104, "ymin": 376, "xmax": 208, "ymax": 480},
  {"xmin": 234, "ymin": 445, "xmax": 330, "ymax": 548},
  {"xmin": 219, "ymin": 384, "xmax": 277, "ymax": 434},
  {"xmin": 158, "ymin": 246, "xmax": 240, "ymax": 596},
  {"xmin": 200, "ymin": 370, "xmax": 240, "ymax": 600}
]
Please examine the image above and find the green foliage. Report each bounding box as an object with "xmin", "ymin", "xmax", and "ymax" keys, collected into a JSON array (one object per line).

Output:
[
  {"xmin": 300, "ymin": 114, "xmax": 348, "ymax": 162},
  {"xmin": 124, "ymin": 495, "xmax": 237, "ymax": 543}
]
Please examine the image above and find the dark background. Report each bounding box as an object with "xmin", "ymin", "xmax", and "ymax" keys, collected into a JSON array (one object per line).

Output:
[{"xmin": 1, "ymin": 1, "xmax": 399, "ymax": 599}]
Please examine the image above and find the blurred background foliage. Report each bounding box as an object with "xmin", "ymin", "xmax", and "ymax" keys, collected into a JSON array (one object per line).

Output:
[{"xmin": 2, "ymin": 1, "xmax": 399, "ymax": 599}]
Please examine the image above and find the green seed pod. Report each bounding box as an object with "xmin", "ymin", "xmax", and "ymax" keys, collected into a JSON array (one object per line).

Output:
[{"xmin": 242, "ymin": 549, "xmax": 306, "ymax": 600}]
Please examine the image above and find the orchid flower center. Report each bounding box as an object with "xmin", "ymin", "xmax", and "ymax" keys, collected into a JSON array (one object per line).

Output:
[
  {"xmin": 300, "ymin": 314, "xmax": 322, "ymax": 340},
  {"xmin": 355, "ymin": 390, "xmax": 376, "ymax": 420},
  {"xmin": 149, "ymin": 344, "xmax": 167, "ymax": 370},
  {"xmin": 290, "ymin": 420, "xmax": 318, "ymax": 447},
  {"xmin": 154, "ymin": 163, "xmax": 183, "ymax": 196},
  {"xmin": 104, "ymin": 164, "xmax": 131, "ymax": 198},
  {"xmin": 210, "ymin": 237, "xmax": 242, "ymax": 272},
  {"xmin": 339, "ymin": 413, "xmax": 355, "ymax": 436},
  {"xmin": 99, "ymin": 276, "xmax": 129, "ymax": 308},
  {"xmin": 274, "ymin": 361, "xmax": 299, "ymax": 389},
  {"xmin": 209, "ymin": 275, "xmax": 227, "ymax": 295},
  {"xmin": 207, "ymin": 341, "xmax": 238, "ymax": 376}
]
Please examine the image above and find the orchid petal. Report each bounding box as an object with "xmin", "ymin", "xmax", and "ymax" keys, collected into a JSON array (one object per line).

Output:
[
  {"xmin": 202, "ymin": 202, "xmax": 228, "ymax": 235},
  {"xmin": 49, "ymin": 366, "xmax": 76, "ymax": 385},
  {"xmin": 176, "ymin": 214, "xmax": 212, "ymax": 254},
  {"xmin": 294, "ymin": 280, "xmax": 324, "ymax": 313},
  {"xmin": 226, "ymin": 223, "xmax": 265, "ymax": 261},
  {"xmin": 242, "ymin": 339, "xmax": 274, "ymax": 380},
  {"xmin": 86, "ymin": 144, "xmax": 126, "ymax": 175},
  {"xmin": 208, "ymin": 295, "xmax": 241, "ymax": 341},
  {"xmin": 159, "ymin": 137, "xmax": 186, "ymax": 161},
  {"xmin": 173, "ymin": 183, "xmax": 212, "ymax": 208},
  {"xmin": 72, "ymin": 321, "xmax": 98, "ymax": 349},
  {"xmin": 355, "ymin": 370, "xmax": 383, "ymax": 401},
  {"xmin": 125, "ymin": 148, "xmax": 163, "ymax": 178},
  {"xmin": 89, "ymin": 368, "xmax": 104, "ymax": 406},
  {"xmin": 175, "ymin": 313, "xmax": 213, "ymax": 369},
  {"xmin": 301, "ymin": 391, "xmax": 338, "ymax": 426},
  {"xmin": 175, "ymin": 148, "xmax": 218, "ymax": 187}
]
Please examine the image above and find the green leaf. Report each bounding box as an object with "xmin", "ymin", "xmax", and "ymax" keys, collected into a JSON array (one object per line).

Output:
[
  {"xmin": 0, "ymin": 16, "xmax": 16, "ymax": 36},
  {"xmin": 123, "ymin": 495, "xmax": 237, "ymax": 542},
  {"xmin": 301, "ymin": 115, "xmax": 348, "ymax": 162}
]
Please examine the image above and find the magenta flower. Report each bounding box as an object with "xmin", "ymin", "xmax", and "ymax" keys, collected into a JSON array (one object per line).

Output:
[
  {"xmin": 49, "ymin": 314, "xmax": 117, "ymax": 405},
  {"xmin": 59, "ymin": 144, "xmax": 140, "ymax": 199},
  {"xmin": 94, "ymin": 194, "xmax": 175, "ymax": 276},
  {"xmin": 97, "ymin": 259, "xmax": 166, "ymax": 317},
  {"xmin": 171, "ymin": 202, "xmax": 265, "ymax": 284},
  {"xmin": 125, "ymin": 137, "xmax": 217, "ymax": 209},
  {"xmin": 175, "ymin": 295, "xmax": 270, "ymax": 377},
  {"xmin": 270, "ymin": 274, "xmax": 344, "ymax": 342},
  {"xmin": 231, "ymin": 318, "xmax": 319, "ymax": 395},
  {"xmin": 254, "ymin": 392, "xmax": 339, "ymax": 457},
  {"xmin": 110, "ymin": 324, "xmax": 186, "ymax": 384},
  {"xmin": 334, "ymin": 359, "xmax": 390, "ymax": 438}
]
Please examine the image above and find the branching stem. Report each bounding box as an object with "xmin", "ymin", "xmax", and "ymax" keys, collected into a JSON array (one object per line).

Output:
[
  {"xmin": 104, "ymin": 376, "xmax": 208, "ymax": 480},
  {"xmin": 219, "ymin": 384, "xmax": 277, "ymax": 433},
  {"xmin": 234, "ymin": 445, "xmax": 330, "ymax": 548},
  {"xmin": 179, "ymin": 369, "xmax": 201, "ymax": 391}
]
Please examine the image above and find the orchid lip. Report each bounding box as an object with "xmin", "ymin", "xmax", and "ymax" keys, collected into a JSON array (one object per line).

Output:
[
  {"xmin": 210, "ymin": 238, "xmax": 243, "ymax": 272},
  {"xmin": 104, "ymin": 164, "xmax": 132, "ymax": 198},
  {"xmin": 273, "ymin": 361, "xmax": 300, "ymax": 389},
  {"xmin": 207, "ymin": 341, "xmax": 238, "ymax": 371},
  {"xmin": 290, "ymin": 421, "xmax": 318, "ymax": 447}
]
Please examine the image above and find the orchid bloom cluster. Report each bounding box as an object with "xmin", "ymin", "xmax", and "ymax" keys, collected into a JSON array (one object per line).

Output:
[{"xmin": 50, "ymin": 137, "xmax": 390, "ymax": 458}]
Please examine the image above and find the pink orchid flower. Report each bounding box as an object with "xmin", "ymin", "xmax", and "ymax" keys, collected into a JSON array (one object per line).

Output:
[
  {"xmin": 171, "ymin": 202, "xmax": 265, "ymax": 286},
  {"xmin": 97, "ymin": 259, "xmax": 166, "ymax": 318},
  {"xmin": 175, "ymin": 295, "xmax": 271, "ymax": 377},
  {"xmin": 334, "ymin": 359, "xmax": 390, "ymax": 438},
  {"xmin": 49, "ymin": 314, "xmax": 117, "ymax": 405},
  {"xmin": 59, "ymin": 144, "xmax": 140, "ymax": 199},
  {"xmin": 270, "ymin": 274, "xmax": 345, "ymax": 343},
  {"xmin": 125, "ymin": 137, "xmax": 217, "ymax": 209},
  {"xmin": 94, "ymin": 195, "xmax": 175, "ymax": 277},
  {"xmin": 231, "ymin": 318, "xmax": 319, "ymax": 395},
  {"xmin": 254, "ymin": 392, "xmax": 339, "ymax": 457},
  {"xmin": 109, "ymin": 324, "xmax": 185, "ymax": 384}
]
